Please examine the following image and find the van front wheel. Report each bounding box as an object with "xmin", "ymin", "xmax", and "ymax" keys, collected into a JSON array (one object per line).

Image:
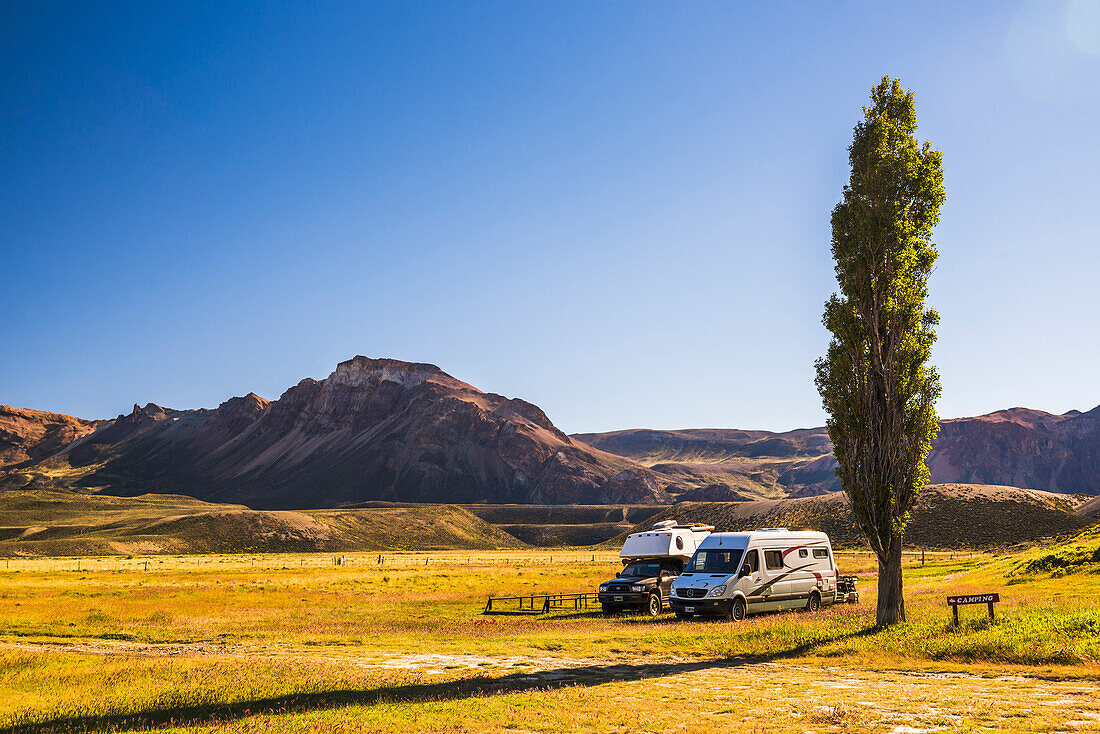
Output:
[
  {"xmin": 729, "ymin": 598, "xmax": 747, "ymax": 622},
  {"xmin": 807, "ymin": 591, "xmax": 821, "ymax": 613}
]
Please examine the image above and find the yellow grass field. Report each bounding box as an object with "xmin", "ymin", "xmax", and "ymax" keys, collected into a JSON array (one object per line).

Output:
[{"xmin": 1, "ymin": 537, "xmax": 1099, "ymax": 733}]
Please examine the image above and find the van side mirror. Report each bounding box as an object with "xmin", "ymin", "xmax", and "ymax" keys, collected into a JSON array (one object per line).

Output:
[{"xmin": 739, "ymin": 565, "xmax": 751, "ymax": 578}]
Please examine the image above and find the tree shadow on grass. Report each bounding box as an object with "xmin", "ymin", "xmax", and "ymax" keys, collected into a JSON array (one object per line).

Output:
[{"xmin": 1, "ymin": 626, "xmax": 881, "ymax": 733}]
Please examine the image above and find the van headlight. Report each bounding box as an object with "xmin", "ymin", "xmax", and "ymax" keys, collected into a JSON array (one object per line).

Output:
[{"xmin": 707, "ymin": 585, "xmax": 727, "ymax": 597}]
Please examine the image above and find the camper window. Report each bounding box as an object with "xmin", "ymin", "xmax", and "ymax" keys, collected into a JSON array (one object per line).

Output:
[
  {"xmin": 813, "ymin": 548, "xmax": 830, "ymax": 559},
  {"xmin": 799, "ymin": 549, "xmax": 809, "ymax": 558},
  {"xmin": 764, "ymin": 550, "xmax": 784, "ymax": 570}
]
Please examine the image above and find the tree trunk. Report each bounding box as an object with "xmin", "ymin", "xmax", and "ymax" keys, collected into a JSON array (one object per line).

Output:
[{"xmin": 876, "ymin": 533, "xmax": 905, "ymax": 626}]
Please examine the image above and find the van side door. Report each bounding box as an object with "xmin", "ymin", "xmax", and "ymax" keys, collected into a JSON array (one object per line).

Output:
[
  {"xmin": 759, "ymin": 548, "xmax": 789, "ymax": 611},
  {"xmin": 745, "ymin": 548, "xmax": 784, "ymax": 612}
]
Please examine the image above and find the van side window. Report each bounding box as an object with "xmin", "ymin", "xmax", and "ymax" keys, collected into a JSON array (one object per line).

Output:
[
  {"xmin": 743, "ymin": 550, "xmax": 759, "ymax": 573},
  {"xmin": 799, "ymin": 549, "xmax": 808, "ymax": 558},
  {"xmin": 764, "ymin": 550, "xmax": 783, "ymax": 570},
  {"xmin": 813, "ymin": 548, "xmax": 830, "ymax": 559}
]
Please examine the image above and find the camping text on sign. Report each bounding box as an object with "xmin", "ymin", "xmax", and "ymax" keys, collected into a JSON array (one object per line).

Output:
[
  {"xmin": 946, "ymin": 593, "xmax": 1000, "ymax": 625},
  {"xmin": 946, "ymin": 593, "xmax": 999, "ymax": 606}
]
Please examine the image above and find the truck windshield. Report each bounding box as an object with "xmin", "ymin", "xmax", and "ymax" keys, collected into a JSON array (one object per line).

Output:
[
  {"xmin": 619, "ymin": 562, "xmax": 661, "ymax": 578},
  {"xmin": 685, "ymin": 549, "xmax": 744, "ymax": 575}
]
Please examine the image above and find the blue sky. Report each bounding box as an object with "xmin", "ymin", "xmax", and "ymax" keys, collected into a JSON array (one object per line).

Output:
[{"xmin": 2, "ymin": 1, "xmax": 1099, "ymax": 433}]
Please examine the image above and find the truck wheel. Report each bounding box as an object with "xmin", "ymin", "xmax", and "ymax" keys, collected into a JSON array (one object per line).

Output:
[
  {"xmin": 646, "ymin": 592, "xmax": 662, "ymax": 617},
  {"xmin": 807, "ymin": 591, "xmax": 821, "ymax": 612},
  {"xmin": 729, "ymin": 598, "xmax": 747, "ymax": 622}
]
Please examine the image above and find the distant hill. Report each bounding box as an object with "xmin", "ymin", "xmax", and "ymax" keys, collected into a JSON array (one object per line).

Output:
[
  {"xmin": 460, "ymin": 504, "xmax": 665, "ymax": 546},
  {"xmin": 0, "ymin": 489, "xmax": 525, "ymax": 556},
  {"xmin": 1078, "ymin": 494, "xmax": 1100, "ymax": 518},
  {"xmin": 574, "ymin": 406, "xmax": 1100, "ymax": 499},
  {"xmin": 931, "ymin": 407, "xmax": 1100, "ymax": 493},
  {"xmin": 623, "ymin": 484, "xmax": 1095, "ymax": 550},
  {"xmin": 0, "ymin": 406, "xmax": 102, "ymax": 470},
  {"xmin": 2, "ymin": 357, "xmax": 665, "ymax": 508}
]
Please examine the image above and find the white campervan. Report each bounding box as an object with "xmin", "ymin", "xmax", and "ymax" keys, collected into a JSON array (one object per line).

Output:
[{"xmin": 669, "ymin": 529, "xmax": 838, "ymax": 621}]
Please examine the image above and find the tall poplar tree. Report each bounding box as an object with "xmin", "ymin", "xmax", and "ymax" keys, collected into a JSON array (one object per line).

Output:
[{"xmin": 815, "ymin": 77, "xmax": 945, "ymax": 627}]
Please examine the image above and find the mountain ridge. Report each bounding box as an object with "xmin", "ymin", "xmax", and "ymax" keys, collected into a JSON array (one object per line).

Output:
[
  {"xmin": 5, "ymin": 360, "xmax": 1099, "ymax": 506},
  {"xmin": 574, "ymin": 405, "xmax": 1100, "ymax": 499},
  {"xmin": 2, "ymin": 357, "xmax": 665, "ymax": 508}
]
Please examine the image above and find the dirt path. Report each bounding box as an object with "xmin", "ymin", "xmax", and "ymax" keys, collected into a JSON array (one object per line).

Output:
[{"xmin": 4, "ymin": 641, "xmax": 1098, "ymax": 732}]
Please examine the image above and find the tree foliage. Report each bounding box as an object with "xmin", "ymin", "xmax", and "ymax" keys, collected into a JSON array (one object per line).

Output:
[{"xmin": 815, "ymin": 77, "xmax": 945, "ymax": 626}]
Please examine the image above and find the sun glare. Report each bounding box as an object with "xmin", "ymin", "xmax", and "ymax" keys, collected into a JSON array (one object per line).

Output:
[
  {"xmin": 1004, "ymin": 0, "xmax": 1100, "ymax": 103},
  {"xmin": 1066, "ymin": 0, "xmax": 1100, "ymax": 55}
]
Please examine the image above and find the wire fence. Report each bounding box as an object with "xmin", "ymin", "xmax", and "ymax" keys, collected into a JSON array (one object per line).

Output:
[
  {"xmin": 0, "ymin": 551, "xmax": 629, "ymax": 574},
  {"xmin": 0, "ymin": 547, "xmax": 987, "ymax": 574}
]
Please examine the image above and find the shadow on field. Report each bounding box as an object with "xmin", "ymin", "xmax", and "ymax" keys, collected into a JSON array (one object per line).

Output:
[{"xmin": 1, "ymin": 627, "xmax": 879, "ymax": 733}]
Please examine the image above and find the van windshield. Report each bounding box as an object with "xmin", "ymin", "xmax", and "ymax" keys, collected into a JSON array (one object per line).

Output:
[{"xmin": 685, "ymin": 548, "xmax": 745, "ymax": 575}]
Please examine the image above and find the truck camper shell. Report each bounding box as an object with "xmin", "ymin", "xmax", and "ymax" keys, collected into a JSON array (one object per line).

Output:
[{"xmin": 618, "ymin": 520, "xmax": 715, "ymax": 565}]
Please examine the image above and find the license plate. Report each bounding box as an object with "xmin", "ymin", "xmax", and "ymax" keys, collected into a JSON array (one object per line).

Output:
[
  {"xmin": 613, "ymin": 596, "xmax": 623, "ymax": 601},
  {"xmin": 685, "ymin": 606, "xmax": 695, "ymax": 612}
]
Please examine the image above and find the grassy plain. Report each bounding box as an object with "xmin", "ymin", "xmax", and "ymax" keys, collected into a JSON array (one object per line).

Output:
[{"xmin": 1, "ymin": 537, "xmax": 1099, "ymax": 732}]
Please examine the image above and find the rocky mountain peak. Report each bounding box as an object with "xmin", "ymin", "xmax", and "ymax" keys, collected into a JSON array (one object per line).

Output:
[
  {"xmin": 126, "ymin": 403, "xmax": 169, "ymax": 424},
  {"xmin": 327, "ymin": 356, "xmax": 472, "ymax": 392},
  {"xmin": 210, "ymin": 393, "xmax": 270, "ymax": 433},
  {"xmin": 216, "ymin": 392, "xmax": 269, "ymax": 417},
  {"xmin": 218, "ymin": 393, "xmax": 269, "ymax": 412}
]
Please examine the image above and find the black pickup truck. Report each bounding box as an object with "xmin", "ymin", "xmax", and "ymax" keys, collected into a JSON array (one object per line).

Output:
[{"xmin": 597, "ymin": 559, "xmax": 683, "ymax": 616}]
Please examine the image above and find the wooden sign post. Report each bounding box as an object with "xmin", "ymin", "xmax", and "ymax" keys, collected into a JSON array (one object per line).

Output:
[{"xmin": 946, "ymin": 593, "xmax": 1000, "ymax": 626}]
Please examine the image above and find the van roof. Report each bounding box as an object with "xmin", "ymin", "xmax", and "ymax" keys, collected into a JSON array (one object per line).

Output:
[{"xmin": 696, "ymin": 530, "xmax": 830, "ymax": 548}]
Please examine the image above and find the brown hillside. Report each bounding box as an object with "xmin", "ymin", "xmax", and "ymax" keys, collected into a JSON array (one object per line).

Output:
[
  {"xmin": 1078, "ymin": 494, "xmax": 1100, "ymax": 518},
  {"xmin": 626, "ymin": 484, "xmax": 1096, "ymax": 549},
  {"xmin": 0, "ymin": 489, "xmax": 525, "ymax": 556},
  {"xmin": 0, "ymin": 406, "xmax": 101, "ymax": 470}
]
